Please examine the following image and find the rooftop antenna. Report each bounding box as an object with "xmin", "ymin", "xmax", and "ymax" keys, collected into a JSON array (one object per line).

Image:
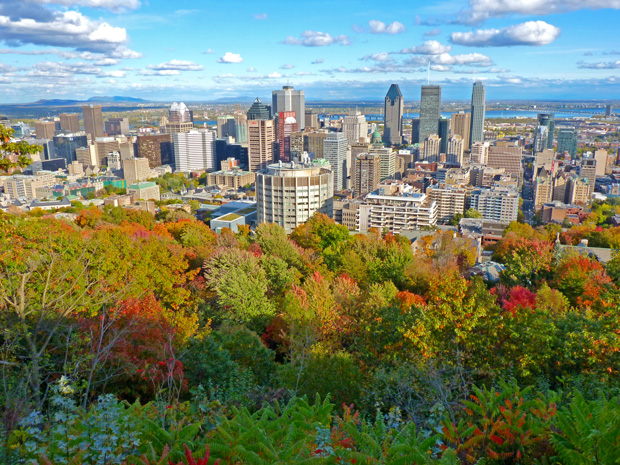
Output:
[
  {"xmin": 427, "ymin": 60, "xmax": 430, "ymax": 85},
  {"xmin": 474, "ymin": 69, "xmax": 477, "ymax": 83}
]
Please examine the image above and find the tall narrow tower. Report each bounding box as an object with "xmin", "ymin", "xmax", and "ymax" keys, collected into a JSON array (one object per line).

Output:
[
  {"xmin": 419, "ymin": 85, "xmax": 441, "ymax": 142},
  {"xmin": 383, "ymin": 84, "xmax": 403, "ymax": 146},
  {"xmin": 470, "ymin": 81, "xmax": 486, "ymax": 147},
  {"xmin": 82, "ymin": 105, "xmax": 104, "ymax": 139}
]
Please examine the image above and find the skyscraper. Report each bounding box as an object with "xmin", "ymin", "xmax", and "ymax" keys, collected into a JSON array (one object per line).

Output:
[
  {"xmin": 419, "ymin": 85, "xmax": 441, "ymax": 142},
  {"xmin": 169, "ymin": 102, "xmax": 192, "ymax": 123},
  {"xmin": 137, "ymin": 134, "xmax": 173, "ymax": 168},
  {"xmin": 323, "ymin": 132, "xmax": 347, "ymax": 191},
  {"xmin": 535, "ymin": 113, "xmax": 555, "ymax": 151},
  {"xmin": 352, "ymin": 153, "xmax": 381, "ymax": 196},
  {"xmin": 248, "ymin": 119, "xmax": 276, "ymax": 171},
  {"xmin": 53, "ymin": 134, "xmax": 87, "ymax": 164},
  {"xmin": 557, "ymin": 128, "xmax": 578, "ymax": 157},
  {"xmin": 277, "ymin": 112, "xmax": 298, "ymax": 163},
  {"xmin": 272, "ymin": 86, "xmax": 305, "ymax": 130},
  {"xmin": 247, "ymin": 98, "xmax": 271, "ymax": 120},
  {"xmin": 438, "ymin": 118, "xmax": 450, "ymax": 154},
  {"xmin": 450, "ymin": 112, "xmax": 471, "ymax": 148},
  {"xmin": 173, "ymin": 130, "xmax": 217, "ymax": 172},
  {"xmin": 82, "ymin": 105, "xmax": 104, "ymax": 139},
  {"xmin": 34, "ymin": 121, "xmax": 56, "ymax": 139},
  {"xmin": 217, "ymin": 116, "xmax": 236, "ymax": 139},
  {"xmin": 59, "ymin": 113, "xmax": 80, "ymax": 133},
  {"xmin": 383, "ymin": 84, "xmax": 403, "ymax": 146},
  {"xmin": 343, "ymin": 111, "xmax": 369, "ymax": 145},
  {"xmin": 105, "ymin": 118, "xmax": 130, "ymax": 136},
  {"xmin": 470, "ymin": 81, "xmax": 486, "ymax": 147}
]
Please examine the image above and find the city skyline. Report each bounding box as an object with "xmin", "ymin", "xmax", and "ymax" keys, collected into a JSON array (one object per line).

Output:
[{"xmin": 0, "ymin": 0, "xmax": 619, "ymax": 103}]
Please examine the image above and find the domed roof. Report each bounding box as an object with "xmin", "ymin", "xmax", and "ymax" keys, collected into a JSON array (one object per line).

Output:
[
  {"xmin": 371, "ymin": 127, "xmax": 382, "ymax": 143},
  {"xmin": 284, "ymin": 116, "xmax": 297, "ymax": 124}
]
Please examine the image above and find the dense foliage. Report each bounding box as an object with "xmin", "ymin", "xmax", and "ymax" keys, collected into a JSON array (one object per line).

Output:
[{"xmin": 2, "ymin": 210, "xmax": 620, "ymax": 464}]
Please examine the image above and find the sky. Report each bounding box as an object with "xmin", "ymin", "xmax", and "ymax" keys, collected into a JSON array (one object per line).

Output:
[{"xmin": 0, "ymin": 0, "xmax": 619, "ymax": 103}]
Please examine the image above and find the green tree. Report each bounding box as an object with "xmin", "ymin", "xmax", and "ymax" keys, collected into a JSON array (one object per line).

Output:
[{"xmin": 0, "ymin": 124, "xmax": 40, "ymax": 172}]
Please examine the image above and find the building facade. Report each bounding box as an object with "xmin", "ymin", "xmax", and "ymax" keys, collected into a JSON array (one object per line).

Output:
[
  {"xmin": 59, "ymin": 113, "xmax": 80, "ymax": 133},
  {"xmin": 248, "ymin": 119, "xmax": 276, "ymax": 171},
  {"xmin": 450, "ymin": 111, "xmax": 471, "ymax": 149},
  {"xmin": 173, "ymin": 130, "xmax": 217, "ymax": 172},
  {"xmin": 323, "ymin": 132, "xmax": 347, "ymax": 191},
  {"xmin": 419, "ymin": 85, "xmax": 441, "ymax": 142},
  {"xmin": 383, "ymin": 84, "xmax": 403, "ymax": 145},
  {"xmin": 352, "ymin": 153, "xmax": 381, "ymax": 196},
  {"xmin": 272, "ymin": 86, "xmax": 305, "ymax": 130},
  {"xmin": 256, "ymin": 159, "xmax": 334, "ymax": 233},
  {"xmin": 470, "ymin": 81, "xmax": 486, "ymax": 147},
  {"xmin": 82, "ymin": 105, "xmax": 104, "ymax": 139},
  {"xmin": 343, "ymin": 111, "xmax": 369, "ymax": 145}
]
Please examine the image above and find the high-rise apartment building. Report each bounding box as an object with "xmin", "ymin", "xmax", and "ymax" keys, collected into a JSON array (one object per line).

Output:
[
  {"xmin": 137, "ymin": 134, "xmax": 173, "ymax": 168},
  {"xmin": 383, "ymin": 84, "xmax": 403, "ymax": 145},
  {"xmin": 368, "ymin": 145, "xmax": 396, "ymax": 180},
  {"xmin": 277, "ymin": 112, "xmax": 299, "ymax": 163},
  {"xmin": 248, "ymin": 119, "xmax": 276, "ymax": 171},
  {"xmin": 235, "ymin": 112, "xmax": 248, "ymax": 143},
  {"xmin": 535, "ymin": 113, "xmax": 555, "ymax": 151},
  {"xmin": 307, "ymin": 132, "xmax": 328, "ymax": 159},
  {"xmin": 471, "ymin": 141, "xmax": 490, "ymax": 164},
  {"xmin": 105, "ymin": 118, "xmax": 130, "ymax": 136},
  {"xmin": 606, "ymin": 104, "xmax": 613, "ymax": 117},
  {"xmin": 247, "ymin": 98, "xmax": 271, "ymax": 120},
  {"xmin": 256, "ymin": 159, "xmax": 334, "ymax": 233},
  {"xmin": 419, "ymin": 85, "xmax": 441, "ymax": 142},
  {"xmin": 487, "ymin": 145, "xmax": 522, "ymax": 183},
  {"xmin": 470, "ymin": 81, "xmax": 486, "ymax": 147},
  {"xmin": 35, "ymin": 121, "xmax": 56, "ymax": 139},
  {"xmin": 438, "ymin": 118, "xmax": 450, "ymax": 154},
  {"xmin": 450, "ymin": 112, "xmax": 471, "ymax": 149},
  {"xmin": 323, "ymin": 132, "xmax": 347, "ymax": 191},
  {"xmin": 594, "ymin": 149, "xmax": 608, "ymax": 177},
  {"xmin": 469, "ymin": 187, "xmax": 519, "ymax": 224},
  {"xmin": 272, "ymin": 86, "xmax": 305, "ymax": 130},
  {"xmin": 422, "ymin": 134, "xmax": 441, "ymax": 162},
  {"xmin": 173, "ymin": 130, "xmax": 217, "ymax": 172},
  {"xmin": 82, "ymin": 105, "xmax": 104, "ymax": 139},
  {"xmin": 352, "ymin": 153, "xmax": 381, "ymax": 196},
  {"xmin": 122, "ymin": 157, "xmax": 151, "ymax": 185},
  {"xmin": 94, "ymin": 137, "xmax": 121, "ymax": 166},
  {"xmin": 59, "ymin": 113, "xmax": 80, "ymax": 133},
  {"xmin": 446, "ymin": 135, "xmax": 465, "ymax": 165},
  {"xmin": 343, "ymin": 111, "xmax": 369, "ymax": 145},
  {"xmin": 426, "ymin": 186, "xmax": 466, "ymax": 224},
  {"xmin": 557, "ymin": 128, "xmax": 578, "ymax": 157}
]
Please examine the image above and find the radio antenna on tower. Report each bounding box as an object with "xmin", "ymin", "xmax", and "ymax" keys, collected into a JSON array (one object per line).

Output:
[{"xmin": 427, "ymin": 60, "xmax": 430, "ymax": 85}]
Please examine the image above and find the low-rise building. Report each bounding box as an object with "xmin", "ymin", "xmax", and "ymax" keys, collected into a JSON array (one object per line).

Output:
[{"xmin": 127, "ymin": 181, "xmax": 161, "ymax": 201}]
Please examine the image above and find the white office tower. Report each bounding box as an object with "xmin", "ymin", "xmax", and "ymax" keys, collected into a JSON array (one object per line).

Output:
[
  {"xmin": 272, "ymin": 86, "xmax": 305, "ymax": 130},
  {"xmin": 323, "ymin": 132, "xmax": 348, "ymax": 191},
  {"xmin": 256, "ymin": 158, "xmax": 334, "ymax": 234},
  {"xmin": 446, "ymin": 135, "xmax": 465, "ymax": 165},
  {"xmin": 343, "ymin": 111, "xmax": 369, "ymax": 145},
  {"xmin": 173, "ymin": 130, "xmax": 216, "ymax": 171},
  {"xmin": 470, "ymin": 141, "xmax": 490, "ymax": 164}
]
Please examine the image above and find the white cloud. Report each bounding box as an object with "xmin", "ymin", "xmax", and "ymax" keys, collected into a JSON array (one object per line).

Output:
[
  {"xmin": 267, "ymin": 72, "xmax": 281, "ymax": 78},
  {"xmin": 406, "ymin": 52, "xmax": 493, "ymax": 67},
  {"xmin": 246, "ymin": 66, "xmax": 256, "ymax": 72},
  {"xmin": 450, "ymin": 21, "xmax": 561, "ymax": 47},
  {"xmin": 217, "ymin": 52, "xmax": 243, "ymax": 63},
  {"xmin": 424, "ymin": 28, "xmax": 441, "ymax": 37},
  {"xmin": 361, "ymin": 52, "xmax": 392, "ymax": 62},
  {"xmin": 399, "ymin": 40, "xmax": 451, "ymax": 55},
  {"xmin": 253, "ymin": 13, "xmax": 267, "ymax": 20},
  {"xmin": 0, "ymin": 10, "xmax": 137, "ymax": 56},
  {"xmin": 141, "ymin": 69, "xmax": 180, "ymax": 76},
  {"xmin": 99, "ymin": 69, "xmax": 126, "ymax": 78},
  {"xmin": 202, "ymin": 49, "xmax": 214, "ymax": 54},
  {"xmin": 311, "ymin": 58, "xmax": 324, "ymax": 64},
  {"xmin": 148, "ymin": 59, "xmax": 203, "ymax": 71},
  {"xmin": 283, "ymin": 30, "xmax": 350, "ymax": 47},
  {"xmin": 94, "ymin": 58, "xmax": 118, "ymax": 66},
  {"xmin": 577, "ymin": 60, "xmax": 620, "ymax": 69},
  {"xmin": 368, "ymin": 20, "xmax": 406, "ymax": 34},
  {"xmin": 430, "ymin": 64, "xmax": 452, "ymax": 72},
  {"xmin": 460, "ymin": 0, "xmax": 620, "ymax": 24},
  {"xmin": 31, "ymin": 0, "xmax": 141, "ymax": 12},
  {"xmin": 280, "ymin": 63, "xmax": 295, "ymax": 69},
  {"xmin": 295, "ymin": 71, "xmax": 314, "ymax": 76}
]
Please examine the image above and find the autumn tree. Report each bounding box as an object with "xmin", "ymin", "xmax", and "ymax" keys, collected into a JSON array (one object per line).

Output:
[{"xmin": 0, "ymin": 124, "xmax": 40, "ymax": 172}]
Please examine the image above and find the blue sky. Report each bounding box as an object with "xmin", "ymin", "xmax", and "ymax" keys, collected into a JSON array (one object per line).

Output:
[{"xmin": 0, "ymin": 0, "xmax": 619, "ymax": 103}]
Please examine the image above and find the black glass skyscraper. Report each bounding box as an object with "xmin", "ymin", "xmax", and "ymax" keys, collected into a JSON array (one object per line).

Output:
[
  {"xmin": 247, "ymin": 98, "xmax": 271, "ymax": 120},
  {"xmin": 383, "ymin": 84, "xmax": 403, "ymax": 145}
]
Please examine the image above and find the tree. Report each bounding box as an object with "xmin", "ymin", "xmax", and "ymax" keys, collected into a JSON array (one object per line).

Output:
[{"xmin": 0, "ymin": 124, "xmax": 40, "ymax": 172}]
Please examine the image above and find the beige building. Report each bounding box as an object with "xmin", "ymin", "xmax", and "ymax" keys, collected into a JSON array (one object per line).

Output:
[
  {"xmin": 35, "ymin": 121, "xmax": 55, "ymax": 139},
  {"xmin": 446, "ymin": 135, "xmax": 465, "ymax": 165},
  {"xmin": 421, "ymin": 134, "xmax": 441, "ymax": 162},
  {"xmin": 594, "ymin": 149, "xmax": 608, "ymax": 177},
  {"xmin": 59, "ymin": 113, "xmax": 80, "ymax": 133},
  {"xmin": 306, "ymin": 131, "xmax": 328, "ymax": 159},
  {"xmin": 248, "ymin": 119, "xmax": 276, "ymax": 171},
  {"xmin": 567, "ymin": 176, "xmax": 590, "ymax": 204},
  {"xmin": 76, "ymin": 145, "xmax": 98, "ymax": 167},
  {"xmin": 534, "ymin": 169, "xmax": 553, "ymax": 208},
  {"xmin": 207, "ymin": 170, "xmax": 256, "ymax": 189},
  {"xmin": 450, "ymin": 112, "xmax": 471, "ymax": 149},
  {"xmin": 256, "ymin": 159, "xmax": 334, "ymax": 233},
  {"xmin": 469, "ymin": 187, "xmax": 519, "ymax": 224},
  {"xmin": 470, "ymin": 141, "xmax": 489, "ymax": 165},
  {"xmin": 368, "ymin": 145, "xmax": 395, "ymax": 180},
  {"xmin": 290, "ymin": 132, "xmax": 305, "ymax": 158},
  {"xmin": 343, "ymin": 111, "xmax": 369, "ymax": 145},
  {"xmin": 127, "ymin": 181, "xmax": 161, "ymax": 201},
  {"xmin": 580, "ymin": 159, "xmax": 596, "ymax": 194},
  {"xmin": 123, "ymin": 157, "xmax": 151, "ymax": 185},
  {"xmin": 352, "ymin": 153, "xmax": 381, "ymax": 196},
  {"xmin": 487, "ymin": 145, "xmax": 522, "ymax": 184},
  {"xmin": 82, "ymin": 105, "xmax": 104, "ymax": 139},
  {"xmin": 426, "ymin": 186, "xmax": 466, "ymax": 224}
]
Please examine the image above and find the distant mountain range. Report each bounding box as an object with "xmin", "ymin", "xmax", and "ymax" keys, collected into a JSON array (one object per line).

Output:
[{"xmin": 27, "ymin": 96, "xmax": 147, "ymax": 106}]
